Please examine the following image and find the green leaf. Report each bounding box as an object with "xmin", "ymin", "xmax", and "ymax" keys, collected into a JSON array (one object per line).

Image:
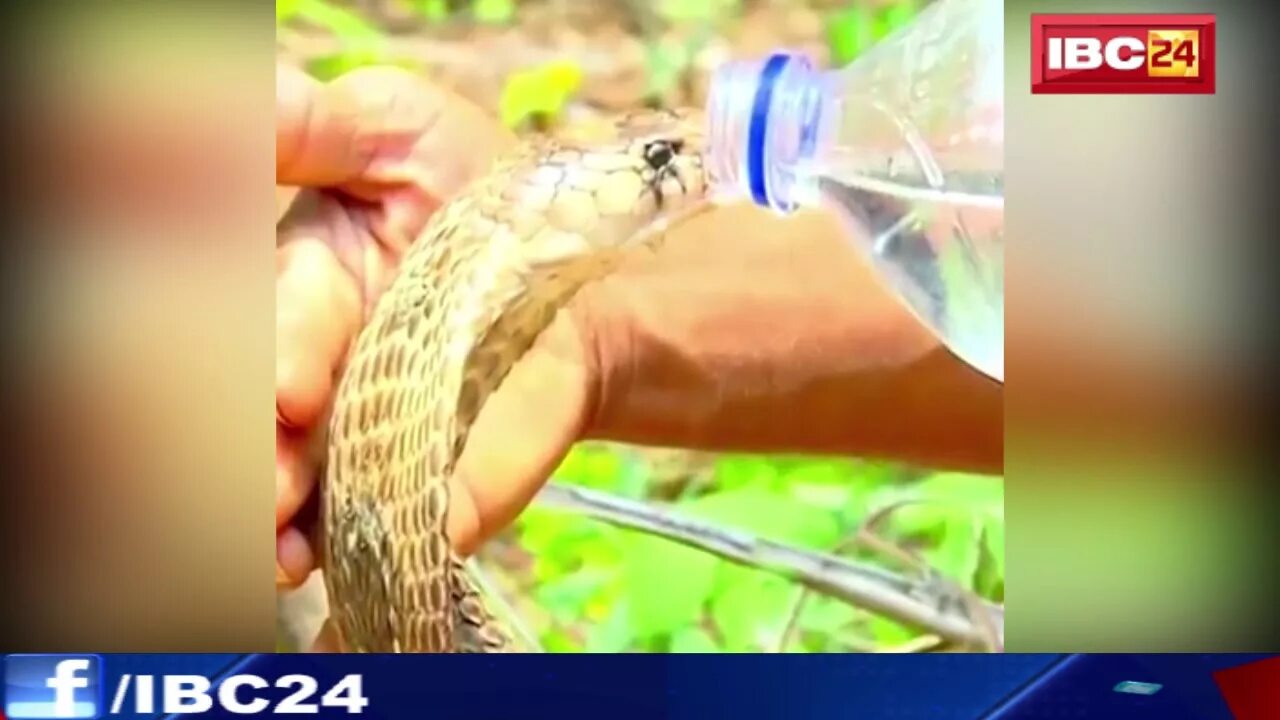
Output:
[
  {"xmin": 536, "ymin": 568, "xmax": 613, "ymax": 621},
  {"xmin": 473, "ymin": 0, "xmax": 515, "ymax": 24},
  {"xmin": 646, "ymin": 40, "xmax": 690, "ymax": 98},
  {"xmin": 555, "ymin": 445, "xmax": 624, "ymax": 490},
  {"xmin": 923, "ymin": 516, "xmax": 982, "ymax": 588},
  {"xmin": 982, "ymin": 515, "xmax": 1004, "ymax": 578},
  {"xmin": 782, "ymin": 459, "xmax": 857, "ymax": 486},
  {"xmin": 616, "ymin": 486, "xmax": 840, "ymax": 643},
  {"xmin": 290, "ymin": 0, "xmax": 390, "ymax": 82},
  {"xmin": 709, "ymin": 574, "xmax": 796, "ymax": 651},
  {"xmin": 976, "ymin": 517, "xmax": 1005, "ymax": 599},
  {"xmin": 517, "ymin": 507, "xmax": 595, "ymax": 556},
  {"xmin": 834, "ymin": 462, "xmax": 904, "ymax": 525},
  {"xmin": 712, "ymin": 454, "xmax": 780, "ymax": 491},
  {"xmin": 498, "ymin": 61, "xmax": 583, "ymax": 128},
  {"xmin": 542, "ymin": 61, "xmax": 584, "ymax": 95},
  {"xmin": 499, "ymin": 72, "xmax": 536, "ymax": 128},
  {"xmin": 782, "ymin": 460, "xmax": 877, "ymax": 514},
  {"xmin": 863, "ymin": 484, "xmax": 945, "ymax": 538},
  {"xmin": 875, "ymin": 2, "xmax": 919, "ymax": 42},
  {"xmin": 586, "ymin": 601, "xmax": 637, "ymax": 653},
  {"xmin": 866, "ymin": 472, "xmax": 1002, "ymax": 540},
  {"xmin": 305, "ymin": 52, "xmax": 386, "ymax": 82},
  {"xmin": 293, "ymin": 0, "xmax": 384, "ymax": 42},
  {"xmin": 417, "ymin": 0, "xmax": 448, "ymax": 22},
  {"xmin": 799, "ymin": 596, "xmax": 859, "ymax": 635},
  {"xmin": 788, "ymin": 482, "xmax": 851, "ymax": 513},
  {"xmin": 576, "ymin": 533, "xmax": 623, "ymax": 574},
  {"xmin": 619, "ymin": 531, "xmax": 717, "ymax": 638},
  {"xmin": 917, "ymin": 472, "xmax": 1003, "ymax": 511},
  {"xmin": 276, "ymin": 0, "xmax": 302, "ymax": 22},
  {"xmin": 867, "ymin": 614, "xmax": 917, "ymax": 646},
  {"xmin": 826, "ymin": 7, "xmax": 873, "ymax": 67},
  {"xmin": 670, "ymin": 627, "xmax": 720, "ymax": 653},
  {"xmin": 682, "ymin": 487, "xmax": 839, "ymax": 650},
  {"xmin": 615, "ymin": 454, "xmax": 652, "ymax": 498},
  {"xmin": 540, "ymin": 629, "xmax": 581, "ymax": 653},
  {"xmin": 885, "ymin": 503, "xmax": 953, "ymax": 540},
  {"xmin": 688, "ymin": 487, "xmax": 840, "ymax": 549}
]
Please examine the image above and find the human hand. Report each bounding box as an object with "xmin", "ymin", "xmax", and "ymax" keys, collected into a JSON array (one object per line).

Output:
[
  {"xmin": 276, "ymin": 62, "xmax": 1002, "ymax": 596},
  {"xmin": 276, "ymin": 62, "xmax": 589, "ymax": 588}
]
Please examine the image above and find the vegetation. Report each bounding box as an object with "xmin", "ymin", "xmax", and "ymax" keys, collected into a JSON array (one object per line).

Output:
[{"xmin": 277, "ymin": 0, "xmax": 1001, "ymax": 653}]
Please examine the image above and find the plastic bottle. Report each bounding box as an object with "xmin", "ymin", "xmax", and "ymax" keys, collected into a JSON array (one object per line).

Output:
[{"xmin": 705, "ymin": 0, "xmax": 1004, "ymax": 382}]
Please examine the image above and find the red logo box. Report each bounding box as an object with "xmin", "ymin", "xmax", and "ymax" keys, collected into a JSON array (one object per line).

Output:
[{"xmin": 1031, "ymin": 13, "xmax": 1216, "ymax": 94}]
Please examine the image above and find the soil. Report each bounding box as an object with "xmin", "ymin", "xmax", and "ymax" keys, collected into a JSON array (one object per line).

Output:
[{"xmin": 277, "ymin": 0, "xmax": 855, "ymax": 128}]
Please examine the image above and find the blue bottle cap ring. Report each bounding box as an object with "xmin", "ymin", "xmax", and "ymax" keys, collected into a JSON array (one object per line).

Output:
[
  {"xmin": 747, "ymin": 52, "xmax": 817, "ymax": 210},
  {"xmin": 746, "ymin": 53, "xmax": 791, "ymax": 207}
]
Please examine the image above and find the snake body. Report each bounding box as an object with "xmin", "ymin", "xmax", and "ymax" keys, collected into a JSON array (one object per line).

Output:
[{"xmin": 322, "ymin": 109, "xmax": 709, "ymax": 652}]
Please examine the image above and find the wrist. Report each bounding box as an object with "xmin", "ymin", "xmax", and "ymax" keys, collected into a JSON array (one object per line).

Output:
[{"xmin": 563, "ymin": 205, "xmax": 1003, "ymax": 472}]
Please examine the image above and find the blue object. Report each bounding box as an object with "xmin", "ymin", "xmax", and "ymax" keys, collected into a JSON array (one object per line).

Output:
[
  {"xmin": 5, "ymin": 654, "xmax": 103, "ymax": 719},
  {"xmin": 746, "ymin": 53, "xmax": 790, "ymax": 206},
  {"xmin": 1, "ymin": 653, "xmax": 1272, "ymax": 719}
]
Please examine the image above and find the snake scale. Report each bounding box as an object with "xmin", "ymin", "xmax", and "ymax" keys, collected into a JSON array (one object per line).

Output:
[{"xmin": 322, "ymin": 108, "xmax": 710, "ymax": 652}]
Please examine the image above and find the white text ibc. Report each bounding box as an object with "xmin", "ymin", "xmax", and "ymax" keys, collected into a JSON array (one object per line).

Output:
[{"xmin": 1047, "ymin": 37, "xmax": 1145, "ymax": 71}]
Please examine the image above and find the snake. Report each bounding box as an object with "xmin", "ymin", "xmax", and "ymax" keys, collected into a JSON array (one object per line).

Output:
[{"xmin": 321, "ymin": 108, "xmax": 711, "ymax": 652}]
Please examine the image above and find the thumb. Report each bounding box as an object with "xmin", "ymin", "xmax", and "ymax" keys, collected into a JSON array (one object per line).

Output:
[{"xmin": 276, "ymin": 63, "xmax": 517, "ymax": 203}]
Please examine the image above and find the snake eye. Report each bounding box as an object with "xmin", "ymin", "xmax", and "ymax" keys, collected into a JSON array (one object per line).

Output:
[{"xmin": 643, "ymin": 139, "xmax": 683, "ymax": 171}]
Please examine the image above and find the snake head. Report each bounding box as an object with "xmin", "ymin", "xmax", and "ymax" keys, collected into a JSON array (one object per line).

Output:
[
  {"xmin": 508, "ymin": 108, "xmax": 710, "ymax": 274},
  {"xmin": 541, "ymin": 107, "xmax": 707, "ymax": 219},
  {"xmin": 611, "ymin": 108, "xmax": 708, "ymax": 216}
]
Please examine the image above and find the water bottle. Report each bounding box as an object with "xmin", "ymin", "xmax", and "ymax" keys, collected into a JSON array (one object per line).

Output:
[{"xmin": 705, "ymin": 0, "xmax": 1004, "ymax": 382}]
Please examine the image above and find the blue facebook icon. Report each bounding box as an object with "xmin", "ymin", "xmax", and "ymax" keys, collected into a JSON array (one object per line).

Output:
[{"xmin": 4, "ymin": 655, "xmax": 102, "ymax": 719}]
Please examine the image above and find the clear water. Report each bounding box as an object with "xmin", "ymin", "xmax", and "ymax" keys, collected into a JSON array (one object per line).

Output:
[
  {"xmin": 815, "ymin": 170, "xmax": 1003, "ymax": 381},
  {"xmin": 704, "ymin": 0, "xmax": 1004, "ymax": 381}
]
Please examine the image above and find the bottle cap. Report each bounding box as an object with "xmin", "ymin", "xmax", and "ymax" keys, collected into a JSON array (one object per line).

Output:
[{"xmin": 706, "ymin": 51, "xmax": 822, "ymax": 213}]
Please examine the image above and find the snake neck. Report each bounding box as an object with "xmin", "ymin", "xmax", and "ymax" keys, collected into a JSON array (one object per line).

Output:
[
  {"xmin": 322, "ymin": 204, "xmax": 580, "ymax": 652},
  {"xmin": 321, "ymin": 115, "xmax": 710, "ymax": 652}
]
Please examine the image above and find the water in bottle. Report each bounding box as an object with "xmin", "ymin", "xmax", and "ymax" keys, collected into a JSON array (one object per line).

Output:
[{"xmin": 705, "ymin": 0, "xmax": 1004, "ymax": 381}]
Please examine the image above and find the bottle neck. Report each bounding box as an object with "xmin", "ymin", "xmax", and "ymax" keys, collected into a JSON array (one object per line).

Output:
[{"xmin": 705, "ymin": 52, "xmax": 826, "ymax": 214}]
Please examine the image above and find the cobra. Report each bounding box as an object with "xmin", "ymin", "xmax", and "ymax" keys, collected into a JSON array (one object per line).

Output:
[{"xmin": 321, "ymin": 108, "xmax": 710, "ymax": 652}]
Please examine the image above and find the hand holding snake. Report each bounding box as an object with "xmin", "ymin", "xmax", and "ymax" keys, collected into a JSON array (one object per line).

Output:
[{"xmin": 276, "ymin": 63, "xmax": 1003, "ymax": 652}]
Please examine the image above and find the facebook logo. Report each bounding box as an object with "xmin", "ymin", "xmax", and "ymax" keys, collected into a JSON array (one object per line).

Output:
[{"xmin": 4, "ymin": 655, "xmax": 102, "ymax": 719}]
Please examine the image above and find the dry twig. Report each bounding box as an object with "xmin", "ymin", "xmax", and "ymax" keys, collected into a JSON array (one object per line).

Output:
[{"xmin": 535, "ymin": 482, "xmax": 1003, "ymax": 648}]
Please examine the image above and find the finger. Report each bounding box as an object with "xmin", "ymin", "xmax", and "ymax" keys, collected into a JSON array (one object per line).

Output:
[
  {"xmin": 276, "ymin": 525, "xmax": 316, "ymax": 589},
  {"xmin": 276, "ymin": 237, "xmax": 363, "ymax": 428},
  {"xmin": 276, "ymin": 64, "xmax": 515, "ymax": 201},
  {"xmin": 277, "ymin": 424, "xmax": 316, "ymax": 529},
  {"xmin": 276, "ymin": 63, "xmax": 326, "ymax": 185},
  {"xmin": 447, "ymin": 313, "xmax": 591, "ymax": 555}
]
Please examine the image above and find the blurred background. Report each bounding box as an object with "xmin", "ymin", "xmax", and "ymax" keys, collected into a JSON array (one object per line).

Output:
[
  {"xmin": 276, "ymin": 0, "xmax": 1004, "ymax": 654},
  {"xmin": 276, "ymin": 0, "xmax": 921, "ymax": 131}
]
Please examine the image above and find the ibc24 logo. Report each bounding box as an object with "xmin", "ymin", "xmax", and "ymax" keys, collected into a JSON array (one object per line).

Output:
[{"xmin": 1032, "ymin": 13, "xmax": 1216, "ymax": 94}]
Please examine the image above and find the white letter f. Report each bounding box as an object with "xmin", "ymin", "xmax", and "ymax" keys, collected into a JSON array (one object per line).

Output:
[{"xmin": 46, "ymin": 660, "xmax": 91, "ymax": 718}]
